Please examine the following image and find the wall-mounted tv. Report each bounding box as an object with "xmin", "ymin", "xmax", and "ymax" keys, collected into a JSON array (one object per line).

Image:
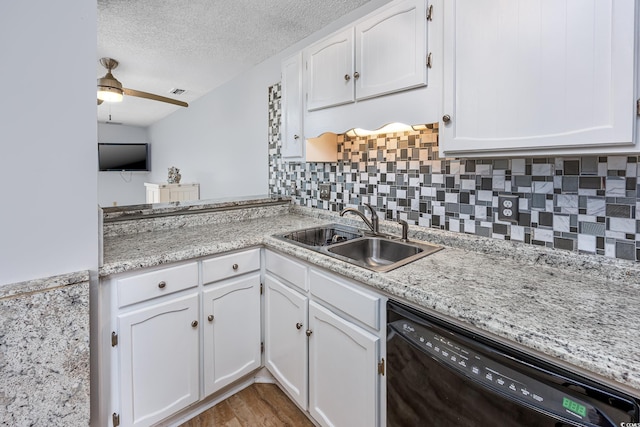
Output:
[{"xmin": 98, "ymin": 143, "xmax": 150, "ymax": 171}]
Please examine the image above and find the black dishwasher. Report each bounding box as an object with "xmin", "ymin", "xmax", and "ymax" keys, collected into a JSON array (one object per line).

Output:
[{"xmin": 387, "ymin": 301, "xmax": 640, "ymax": 427}]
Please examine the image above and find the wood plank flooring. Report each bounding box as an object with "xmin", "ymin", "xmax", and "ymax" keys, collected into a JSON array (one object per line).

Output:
[{"xmin": 179, "ymin": 383, "xmax": 315, "ymax": 427}]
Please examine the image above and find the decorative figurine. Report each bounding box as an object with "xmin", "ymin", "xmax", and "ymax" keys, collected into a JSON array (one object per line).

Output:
[{"xmin": 167, "ymin": 166, "xmax": 181, "ymax": 184}]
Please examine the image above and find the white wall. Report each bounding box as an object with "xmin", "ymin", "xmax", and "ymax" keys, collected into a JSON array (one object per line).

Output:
[
  {"xmin": 97, "ymin": 123, "xmax": 151, "ymax": 206},
  {"xmin": 0, "ymin": 1, "xmax": 97, "ymax": 286},
  {"xmin": 148, "ymin": 0, "xmax": 392, "ymax": 201}
]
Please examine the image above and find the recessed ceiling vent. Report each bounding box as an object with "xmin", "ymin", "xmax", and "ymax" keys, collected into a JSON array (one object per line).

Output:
[{"xmin": 169, "ymin": 88, "xmax": 186, "ymax": 95}]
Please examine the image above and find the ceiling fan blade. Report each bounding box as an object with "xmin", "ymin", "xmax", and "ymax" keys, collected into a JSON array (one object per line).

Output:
[{"xmin": 123, "ymin": 88, "xmax": 188, "ymax": 107}]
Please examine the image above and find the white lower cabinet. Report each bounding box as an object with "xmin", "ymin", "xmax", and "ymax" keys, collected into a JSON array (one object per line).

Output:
[
  {"xmin": 308, "ymin": 301, "xmax": 379, "ymax": 427},
  {"xmin": 101, "ymin": 248, "xmax": 384, "ymax": 427},
  {"xmin": 264, "ymin": 275, "xmax": 308, "ymax": 409},
  {"xmin": 117, "ymin": 293, "xmax": 200, "ymax": 427},
  {"xmin": 102, "ymin": 249, "xmax": 262, "ymax": 427},
  {"xmin": 264, "ymin": 250, "xmax": 385, "ymax": 427},
  {"xmin": 203, "ymin": 273, "xmax": 261, "ymax": 396}
]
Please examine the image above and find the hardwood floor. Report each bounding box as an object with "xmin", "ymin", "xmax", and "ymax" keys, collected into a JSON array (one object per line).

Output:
[{"xmin": 179, "ymin": 383, "xmax": 315, "ymax": 427}]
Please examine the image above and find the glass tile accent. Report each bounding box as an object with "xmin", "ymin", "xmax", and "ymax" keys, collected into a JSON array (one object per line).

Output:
[{"xmin": 616, "ymin": 241, "xmax": 636, "ymax": 261}]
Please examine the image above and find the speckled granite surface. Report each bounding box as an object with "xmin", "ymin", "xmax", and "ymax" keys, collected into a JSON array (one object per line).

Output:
[
  {"xmin": 0, "ymin": 272, "xmax": 90, "ymax": 426},
  {"xmin": 0, "ymin": 270, "xmax": 89, "ymax": 299},
  {"xmin": 102, "ymin": 195, "xmax": 284, "ymax": 221},
  {"xmin": 103, "ymin": 200, "xmax": 290, "ymax": 237},
  {"xmin": 101, "ymin": 206, "xmax": 640, "ymax": 394}
]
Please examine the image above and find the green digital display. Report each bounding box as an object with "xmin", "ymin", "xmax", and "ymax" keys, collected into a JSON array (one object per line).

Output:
[{"xmin": 562, "ymin": 397, "xmax": 587, "ymax": 417}]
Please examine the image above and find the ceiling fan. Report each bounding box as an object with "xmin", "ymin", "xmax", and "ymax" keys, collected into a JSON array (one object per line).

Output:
[{"xmin": 96, "ymin": 57, "xmax": 188, "ymax": 108}]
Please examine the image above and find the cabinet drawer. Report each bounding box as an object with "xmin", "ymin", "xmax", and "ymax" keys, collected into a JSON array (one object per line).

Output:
[
  {"xmin": 117, "ymin": 262, "xmax": 198, "ymax": 308},
  {"xmin": 265, "ymin": 250, "xmax": 308, "ymax": 292},
  {"xmin": 310, "ymin": 269, "xmax": 380, "ymax": 330},
  {"xmin": 202, "ymin": 248, "xmax": 261, "ymax": 284}
]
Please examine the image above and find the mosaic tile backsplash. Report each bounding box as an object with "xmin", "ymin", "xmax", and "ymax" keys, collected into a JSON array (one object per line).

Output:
[{"xmin": 269, "ymin": 83, "xmax": 640, "ymax": 262}]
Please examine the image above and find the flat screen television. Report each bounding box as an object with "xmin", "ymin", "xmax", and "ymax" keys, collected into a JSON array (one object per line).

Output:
[{"xmin": 98, "ymin": 143, "xmax": 150, "ymax": 171}]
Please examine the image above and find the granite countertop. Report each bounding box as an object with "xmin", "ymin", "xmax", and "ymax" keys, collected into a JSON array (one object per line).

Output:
[
  {"xmin": 101, "ymin": 210, "xmax": 640, "ymax": 394},
  {"xmin": 101, "ymin": 195, "xmax": 284, "ymax": 222}
]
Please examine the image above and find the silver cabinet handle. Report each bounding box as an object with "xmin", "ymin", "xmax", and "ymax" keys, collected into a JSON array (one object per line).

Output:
[
  {"xmin": 208, "ymin": 315, "xmax": 214, "ymax": 322},
  {"xmin": 442, "ymin": 114, "xmax": 451, "ymax": 123},
  {"xmin": 191, "ymin": 320, "xmax": 198, "ymax": 328},
  {"xmin": 296, "ymin": 322, "xmax": 303, "ymax": 330},
  {"xmin": 158, "ymin": 281, "xmax": 166, "ymax": 289},
  {"xmin": 353, "ymin": 71, "xmax": 360, "ymax": 79},
  {"xmin": 232, "ymin": 263, "xmax": 239, "ymax": 271},
  {"xmin": 306, "ymin": 329, "xmax": 312, "ymax": 337},
  {"xmin": 344, "ymin": 74, "xmax": 351, "ymax": 81}
]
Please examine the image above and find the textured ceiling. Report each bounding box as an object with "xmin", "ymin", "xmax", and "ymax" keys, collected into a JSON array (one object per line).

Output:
[{"xmin": 97, "ymin": 0, "xmax": 371, "ymax": 127}]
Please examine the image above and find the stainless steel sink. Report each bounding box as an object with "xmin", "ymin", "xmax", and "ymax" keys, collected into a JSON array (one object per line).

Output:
[
  {"xmin": 278, "ymin": 224, "xmax": 363, "ymax": 248},
  {"xmin": 276, "ymin": 225, "xmax": 442, "ymax": 272},
  {"xmin": 327, "ymin": 237, "xmax": 442, "ymax": 272}
]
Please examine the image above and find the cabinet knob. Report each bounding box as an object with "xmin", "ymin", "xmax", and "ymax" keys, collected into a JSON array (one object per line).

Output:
[
  {"xmin": 442, "ymin": 114, "xmax": 451, "ymax": 123},
  {"xmin": 232, "ymin": 263, "xmax": 239, "ymax": 271},
  {"xmin": 208, "ymin": 315, "xmax": 214, "ymax": 322},
  {"xmin": 158, "ymin": 281, "xmax": 166, "ymax": 289},
  {"xmin": 353, "ymin": 71, "xmax": 360, "ymax": 80},
  {"xmin": 306, "ymin": 329, "xmax": 312, "ymax": 337},
  {"xmin": 344, "ymin": 74, "xmax": 351, "ymax": 81},
  {"xmin": 296, "ymin": 322, "xmax": 303, "ymax": 330},
  {"xmin": 191, "ymin": 320, "xmax": 198, "ymax": 328}
]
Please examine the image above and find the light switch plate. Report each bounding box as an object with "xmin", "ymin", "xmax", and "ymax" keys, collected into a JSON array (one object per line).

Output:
[
  {"xmin": 319, "ymin": 183, "xmax": 331, "ymax": 201},
  {"xmin": 498, "ymin": 195, "xmax": 519, "ymax": 223}
]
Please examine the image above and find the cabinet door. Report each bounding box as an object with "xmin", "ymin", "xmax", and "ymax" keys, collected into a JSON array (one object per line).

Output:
[
  {"xmin": 117, "ymin": 293, "xmax": 199, "ymax": 427},
  {"xmin": 264, "ymin": 275, "xmax": 308, "ymax": 410},
  {"xmin": 308, "ymin": 301, "xmax": 379, "ymax": 427},
  {"xmin": 355, "ymin": 0, "xmax": 428, "ymax": 100},
  {"xmin": 202, "ymin": 273, "xmax": 261, "ymax": 396},
  {"xmin": 441, "ymin": 0, "xmax": 637, "ymax": 156},
  {"xmin": 281, "ymin": 53, "xmax": 304, "ymax": 158},
  {"xmin": 306, "ymin": 28, "xmax": 355, "ymax": 111}
]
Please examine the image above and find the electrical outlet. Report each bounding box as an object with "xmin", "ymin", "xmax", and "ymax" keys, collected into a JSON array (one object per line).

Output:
[
  {"xmin": 498, "ymin": 195, "xmax": 519, "ymax": 222},
  {"xmin": 319, "ymin": 183, "xmax": 331, "ymax": 201}
]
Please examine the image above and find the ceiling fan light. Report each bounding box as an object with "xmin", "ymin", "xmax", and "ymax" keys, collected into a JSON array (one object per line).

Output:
[{"xmin": 97, "ymin": 86, "xmax": 123, "ymax": 102}]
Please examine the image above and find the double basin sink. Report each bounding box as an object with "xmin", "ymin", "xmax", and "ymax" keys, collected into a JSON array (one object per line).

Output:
[{"xmin": 277, "ymin": 224, "xmax": 442, "ymax": 272}]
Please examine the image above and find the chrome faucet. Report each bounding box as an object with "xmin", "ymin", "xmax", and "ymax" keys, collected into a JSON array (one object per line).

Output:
[
  {"xmin": 397, "ymin": 218, "xmax": 409, "ymax": 241},
  {"xmin": 340, "ymin": 203, "xmax": 379, "ymax": 234}
]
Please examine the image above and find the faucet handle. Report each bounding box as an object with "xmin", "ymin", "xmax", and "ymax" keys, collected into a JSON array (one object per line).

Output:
[
  {"xmin": 364, "ymin": 203, "xmax": 379, "ymax": 233},
  {"xmin": 397, "ymin": 217, "xmax": 409, "ymax": 241}
]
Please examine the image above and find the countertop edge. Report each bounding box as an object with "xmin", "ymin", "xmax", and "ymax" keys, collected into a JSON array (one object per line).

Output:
[{"xmin": 0, "ymin": 270, "xmax": 90, "ymax": 300}]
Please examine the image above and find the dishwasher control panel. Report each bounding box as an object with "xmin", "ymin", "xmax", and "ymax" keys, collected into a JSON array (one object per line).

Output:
[{"xmin": 393, "ymin": 320, "xmax": 597, "ymax": 424}]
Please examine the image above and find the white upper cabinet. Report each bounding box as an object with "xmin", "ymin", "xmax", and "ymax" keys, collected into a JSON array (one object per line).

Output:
[
  {"xmin": 355, "ymin": 0, "xmax": 428, "ymax": 100},
  {"xmin": 281, "ymin": 52, "xmax": 305, "ymax": 158},
  {"xmin": 306, "ymin": 0, "xmax": 428, "ymax": 111},
  {"xmin": 303, "ymin": 0, "xmax": 440, "ymax": 137},
  {"xmin": 440, "ymin": 0, "xmax": 638, "ymax": 157},
  {"xmin": 306, "ymin": 28, "xmax": 355, "ymax": 111}
]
